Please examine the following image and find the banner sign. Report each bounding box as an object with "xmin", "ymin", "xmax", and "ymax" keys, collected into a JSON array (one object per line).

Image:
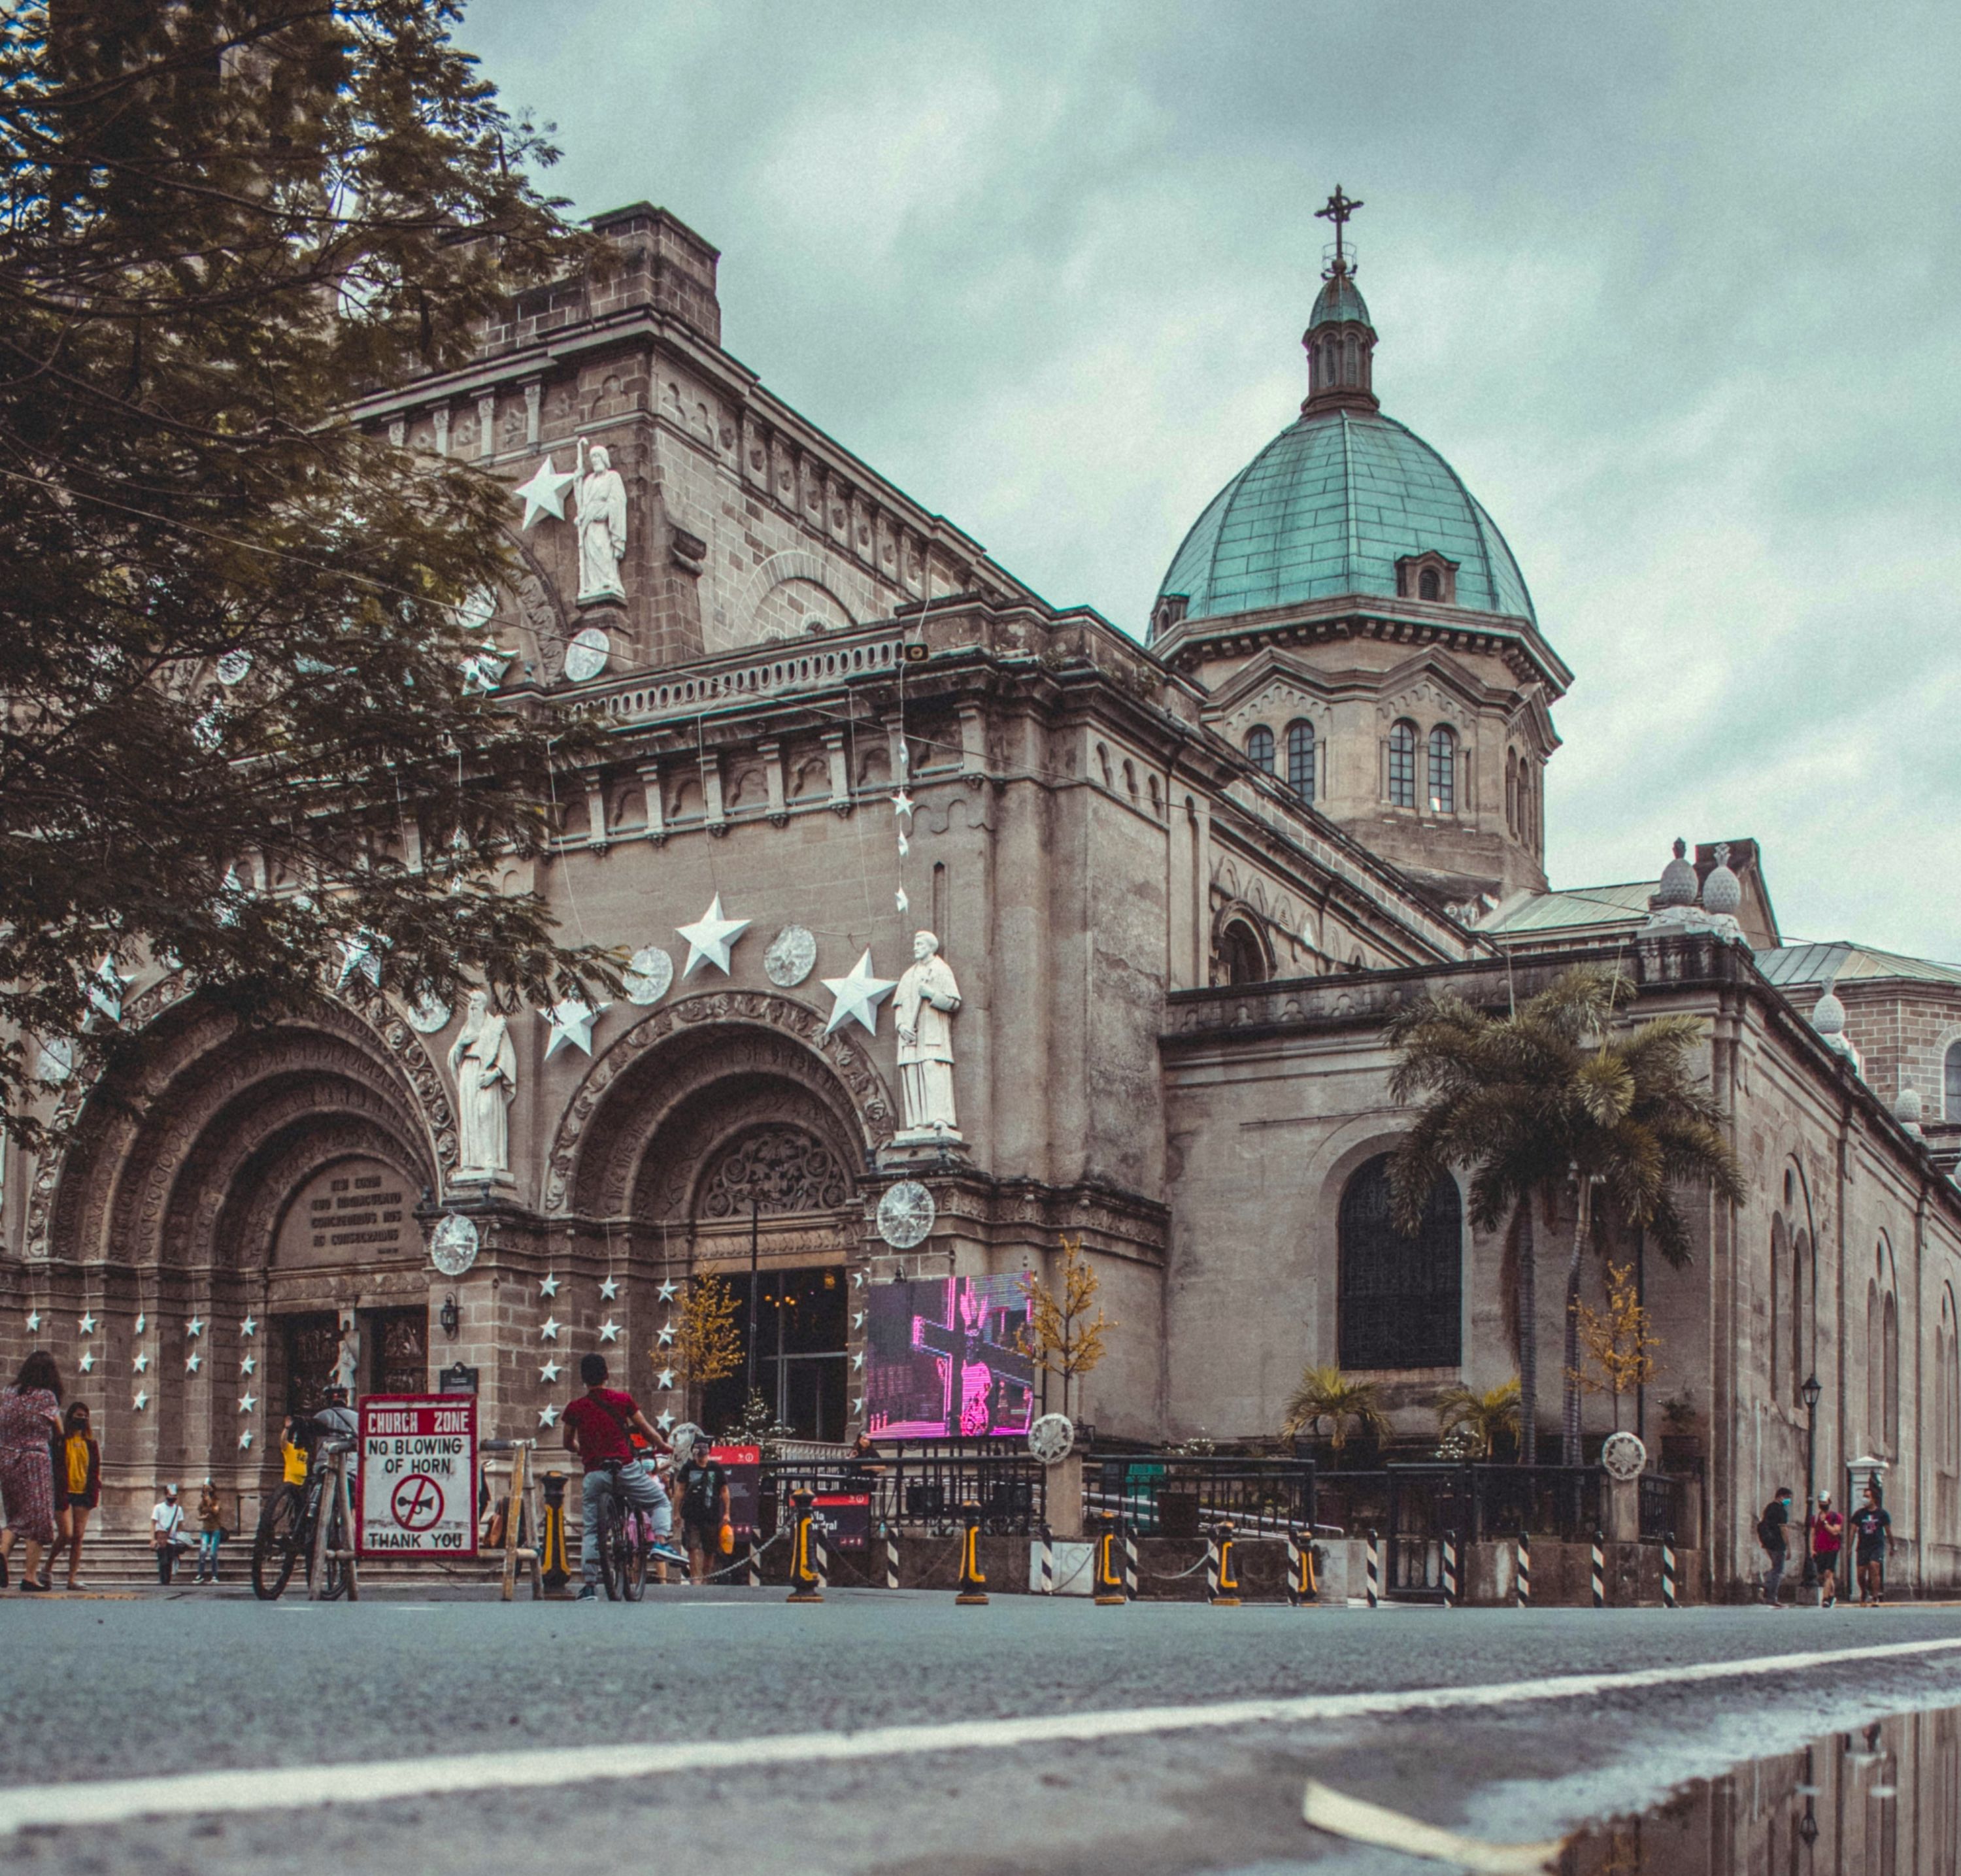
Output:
[
  {"xmin": 709, "ymin": 1444, "xmax": 762, "ymax": 1540},
  {"xmin": 812, "ymin": 1492, "xmax": 872, "ymax": 1552},
  {"xmin": 357, "ymin": 1394, "xmax": 477, "ymax": 1560}
]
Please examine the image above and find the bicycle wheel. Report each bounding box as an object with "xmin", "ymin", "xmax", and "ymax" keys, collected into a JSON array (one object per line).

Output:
[
  {"xmin": 252, "ymin": 1486, "xmax": 305, "ymax": 1601},
  {"xmin": 320, "ymin": 1492, "xmax": 350, "ymax": 1601},
  {"xmin": 595, "ymin": 1491, "xmax": 625, "ymax": 1601},
  {"xmin": 622, "ymin": 1511, "xmax": 648, "ymax": 1602}
]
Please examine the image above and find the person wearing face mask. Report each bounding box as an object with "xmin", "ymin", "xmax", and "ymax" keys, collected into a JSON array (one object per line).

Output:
[{"xmin": 48, "ymin": 1401, "xmax": 101, "ymax": 1592}]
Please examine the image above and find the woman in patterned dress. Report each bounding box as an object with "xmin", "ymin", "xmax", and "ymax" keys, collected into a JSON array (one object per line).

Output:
[{"xmin": 0, "ymin": 1350, "xmax": 64, "ymax": 1592}]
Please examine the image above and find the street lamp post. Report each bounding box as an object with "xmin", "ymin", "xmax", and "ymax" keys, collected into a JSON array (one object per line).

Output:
[{"xmin": 1801, "ymin": 1372, "xmax": 1823, "ymax": 1590}]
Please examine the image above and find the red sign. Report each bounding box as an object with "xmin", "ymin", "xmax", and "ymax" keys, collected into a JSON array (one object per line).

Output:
[
  {"xmin": 356, "ymin": 1394, "xmax": 477, "ymax": 1560},
  {"xmin": 813, "ymin": 1492, "xmax": 872, "ymax": 1551},
  {"xmin": 708, "ymin": 1444, "xmax": 762, "ymax": 1539}
]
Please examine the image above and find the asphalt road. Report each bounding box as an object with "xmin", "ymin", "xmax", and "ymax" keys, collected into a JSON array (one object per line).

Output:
[{"xmin": 6, "ymin": 1588, "xmax": 1961, "ymax": 1873}]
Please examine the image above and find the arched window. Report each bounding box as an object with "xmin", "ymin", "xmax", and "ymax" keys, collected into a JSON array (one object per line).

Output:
[
  {"xmin": 1770, "ymin": 1216, "xmax": 1787, "ymax": 1403},
  {"xmin": 1427, "ymin": 726, "xmax": 1456, "ymax": 813},
  {"xmin": 1418, "ymin": 566, "xmax": 1441, "ymax": 601},
  {"xmin": 1505, "ymin": 751, "xmax": 1518, "ymax": 834},
  {"xmin": 1342, "ymin": 333, "xmax": 1360, "ymax": 386},
  {"xmin": 1245, "ymin": 725, "xmax": 1275, "ymax": 774},
  {"xmin": 1868, "ymin": 1279, "xmax": 1884, "ymax": 1452},
  {"xmin": 1885, "ymin": 1291, "xmax": 1900, "ymax": 1453},
  {"xmin": 1338, "ymin": 1154, "xmax": 1462, "ymax": 1369},
  {"xmin": 1387, "ymin": 720, "xmax": 1416, "ymax": 808},
  {"xmin": 1285, "ymin": 721, "xmax": 1316, "ymax": 803},
  {"xmin": 1220, "ymin": 919, "xmax": 1266, "ymax": 986},
  {"xmin": 1947, "ymin": 1039, "xmax": 1961, "ymax": 1122},
  {"xmin": 1792, "ymin": 1229, "xmax": 1810, "ymax": 1408}
]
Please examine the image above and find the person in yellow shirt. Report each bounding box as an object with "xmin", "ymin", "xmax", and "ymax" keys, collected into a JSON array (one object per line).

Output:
[{"xmin": 51, "ymin": 1401, "xmax": 101, "ymax": 1591}]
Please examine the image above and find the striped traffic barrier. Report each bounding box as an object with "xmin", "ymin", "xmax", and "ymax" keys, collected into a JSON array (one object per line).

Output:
[
  {"xmin": 1092, "ymin": 1511, "xmax": 1127, "ymax": 1605},
  {"xmin": 1516, "ymin": 1531, "xmax": 1531, "ymax": 1607},
  {"xmin": 1037, "ymin": 1522, "xmax": 1054, "ymax": 1596},
  {"xmin": 1285, "ymin": 1527, "xmax": 1316, "ymax": 1606},
  {"xmin": 1123, "ymin": 1521, "xmax": 1139, "ymax": 1602},
  {"xmin": 1441, "ymin": 1529, "xmax": 1458, "ymax": 1608},
  {"xmin": 1365, "ymin": 1529, "xmax": 1381, "ymax": 1609},
  {"xmin": 1662, "ymin": 1530, "xmax": 1677, "ymax": 1609},
  {"xmin": 746, "ymin": 1537, "xmax": 760, "ymax": 1590},
  {"xmin": 1590, "ymin": 1530, "xmax": 1605, "ymax": 1609},
  {"xmin": 814, "ymin": 1526, "xmax": 830, "ymax": 1594},
  {"xmin": 884, "ymin": 1524, "xmax": 901, "ymax": 1592},
  {"xmin": 785, "ymin": 1488, "xmax": 823, "ymax": 1603},
  {"xmin": 1209, "ymin": 1520, "xmax": 1241, "ymax": 1607},
  {"xmin": 954, "ymin": 1499, "xmax": 988, "ymax": 1605}
]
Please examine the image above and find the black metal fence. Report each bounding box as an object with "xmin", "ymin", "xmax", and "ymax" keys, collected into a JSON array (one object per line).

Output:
[
  {"xmin": 1085, "ymin": 1455, "xmax": 1316, "ymax": 1537},
  {"xmin": 762, "ymin": 1448, "xmax": 1047, "ymax": 1535}
]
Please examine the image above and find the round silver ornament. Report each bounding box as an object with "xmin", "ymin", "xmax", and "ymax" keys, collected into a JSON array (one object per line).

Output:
[
  {"xmin": 763, "ymin": 925, "xmax": 818, "ymax": 988},
  {"xmin": 215, "ymin": 649, "xmax": 254, "ymax": 686},
  {"xmin": 405, "ymin": 992, "xmax": 452, "ymax": 1035},
  {"xmin": 1600, "ymin": 1430, "xmax": 1648, "ymax": 1481},
  {"xmin": 429, "ymin": 1213, "xmax": 480, "ymax": 1277},
  {"xmin": 876, "ymin": 1180, "xmax": 937, "ymax": 1250},
  {"xmin": 562, "ymin": 626, "xmax": 611, "ymax": 683},
  {"xmin": 1027, "ymin": 1413, "xmax": 1076, "ymax": 1465},
  {"xmin": 456, "ymin": 588, "xmax": 497, "ymax": 635},
  {"xmin": 35, "ymin": 1036, "xmax": 75, "ymax": 1086},
  {"xmin": 623, "ymin": 946, "xmax": 673, "ymax": 1006}
]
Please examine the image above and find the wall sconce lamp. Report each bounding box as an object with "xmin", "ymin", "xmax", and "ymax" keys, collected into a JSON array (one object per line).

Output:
[{"xmin": 439, "ymin": 1294, "xmax": 461, "ymax": 1340}]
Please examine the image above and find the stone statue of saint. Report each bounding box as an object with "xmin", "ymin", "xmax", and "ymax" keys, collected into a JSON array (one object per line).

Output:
[
  {"xmin": 573, "ymin": 439, "xmax": 628, "ymax": 603},
  {"xmin": 447, "ymin": 989, "xmax": 516, "ymax": 1176},
  {"xmin": 894, "ymin": 930, "xmax": 961, "ymax": 1138}
]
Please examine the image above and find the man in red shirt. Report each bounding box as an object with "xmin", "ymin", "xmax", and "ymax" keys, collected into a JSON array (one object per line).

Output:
[{"xmin": 561, "ymin": 1354, "xmax": 682, "ymax": 1599}]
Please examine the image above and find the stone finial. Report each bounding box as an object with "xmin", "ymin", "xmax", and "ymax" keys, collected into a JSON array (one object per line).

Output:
[
  {"xmin": 1811, "ymin": 985, "xmax": 1847, "ymax": 1037},
  {"xmin": 1701, "ymin": 842, "xmax": 1742, "ymax": 916},
  {"xmin": 1895, "ymin": 1085, "xmax": 1924, "ymax": 1137},
  {"xmin": 1654, "ymin": 837, "xmax": 1698, "ymax": 909}
]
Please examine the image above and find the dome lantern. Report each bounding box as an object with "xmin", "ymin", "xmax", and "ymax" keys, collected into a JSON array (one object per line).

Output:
[{"xmin": 1302, "ymin": 184, "xmax": 1379, "ymax": 416}]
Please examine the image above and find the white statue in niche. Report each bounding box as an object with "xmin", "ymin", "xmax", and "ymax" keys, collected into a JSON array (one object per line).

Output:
[
  {"xmin": 894, "ymin": 930, "xmax": 962, "ymax": 1139},
  {"xmin": 448, "ymin": 988, "xmax": 517, "ymax": 1177},
  {"xmin": 573, "ymin": 438, "xmax": 628, "ymax": 603}
]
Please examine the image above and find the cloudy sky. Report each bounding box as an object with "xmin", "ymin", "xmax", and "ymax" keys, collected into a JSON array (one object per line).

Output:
[{"xmin": 461, "ymin": 1, "xmax": 1960, "ymax": 960}]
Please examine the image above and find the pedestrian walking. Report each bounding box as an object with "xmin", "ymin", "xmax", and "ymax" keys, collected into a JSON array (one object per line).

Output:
[
  {"xmin": 675, "ymin": 1438, "xmax": 732, "ymax": 1586},
  {"xmin": 1812, "ymin": 1491, "xmax": 1844, "ymax": 1607},
  {"xmin": 46, "ymin": 1401, "xmax": 101, "ymax": 1591},
  {"xmin": 559, "ymin": 1353, "xmax": 683, "ymax": 1601},
  {"xmin": 1757, "ymin": 1486, "xmax": 1794, "ymax": 1607},
  {"xmin": 1851, "ymin": 1481, "xmax": 1892, "ymax": 1606},
  {"xmin": 0, "ymin": 1350, "xmax": 65, "ymax": 1592},
  {"xmin": 195, "ymin": 1479, "xmax": 226, "ymax": 1583},
  {"xmin": 151, "ymin": 1482, "xmax": 187, "ymax": 1584}
]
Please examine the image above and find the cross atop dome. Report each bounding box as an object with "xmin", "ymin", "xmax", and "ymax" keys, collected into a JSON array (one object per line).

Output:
[
  {"xmin": 1315, "ymin": 184, "xmax": 1363, "ymax": 275},
  {"xmin": 1302, "ymin": 184, "xmax": 1378, "ymax": 415}
]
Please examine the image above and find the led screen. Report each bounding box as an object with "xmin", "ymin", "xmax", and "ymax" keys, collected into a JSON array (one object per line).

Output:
[{"xmin": 864, "ymin": 1274, "xmax": 1036, "ymax": 1437}]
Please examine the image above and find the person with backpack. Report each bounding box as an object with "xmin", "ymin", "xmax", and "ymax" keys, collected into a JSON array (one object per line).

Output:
[
  {"xmin": 1812, "ymin": 1490, "xmax": 1845, "ymax": 1607},
  {"xmin": 1758, "ymin": 1486, "xmax": 1794, "ymax": 1607},
  {"xmin": 675, "ymin": 1438, "xmax": 732, "ymax": 1587},
  {"xmin": 1851, "ymin": 1481, "xmax": 1892, "ymax": 1606},
  {"xmin": 560, "ymin": 1354, "xmax": 684, "ymax": 1601}
]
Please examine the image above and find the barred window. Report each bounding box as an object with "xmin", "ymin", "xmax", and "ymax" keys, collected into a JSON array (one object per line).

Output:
[
  {"xmin": 1428, "ymin": 726, "xmax": 1456, "ymax": 812},
  {"xmin": 1337, "ymin": 1155, "xmax": 1462, "ymax": 1370},
  {"xmin": 1245, "ymin": 725, "xmax": 1275, "ymax": 773},
  {"xmin": 1387, "ymin": 720, "xmax": 1416, "ymax": 807},
  {"xmin": 1947, "ymin": 1039, "xmax": 1961, "ymax": 1122},
  {"xmin": 1285, "ymin": 721, "xmax": 1316, "ymax": 803},
  {"xmin": 1418, "ymin": 566, "xmax": 1441, "ymax": 599}
]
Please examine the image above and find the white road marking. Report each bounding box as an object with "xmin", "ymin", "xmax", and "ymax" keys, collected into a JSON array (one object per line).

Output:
[{"xmin": 3, "ymin": 1635, "xmax": 1960, "ymax": 1836}]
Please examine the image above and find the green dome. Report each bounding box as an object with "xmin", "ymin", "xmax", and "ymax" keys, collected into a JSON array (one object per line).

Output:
[
  {"xmin": 1154, "ymin": 409, "xmax": 1535, "ymax": 629},
  {"xmin": 1310, "ymin": 273, "xmax": 1372, "ymax": 327}
]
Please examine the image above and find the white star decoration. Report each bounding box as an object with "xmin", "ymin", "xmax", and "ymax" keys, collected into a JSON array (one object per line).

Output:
[
  {"xmin": 461, "ymin": 641, "xmax": 514, "ymax": 695},
  {"xmin": 135, "ymin": 1312, "xmax": 146, "ymax": 1334},
  {"xmin": 852, "ymin": 1312, "xmax": 865, "ymax": 1330},
  {"xmin": 78, "ymin": 1351, "xmax": 95, "ymax": 1375},
  {"xmin": 852, "ymin": 1396, "xmax": 865, "ymax": 1416},
  {"xmin": 851, "ymin": 1352, "xmax": 865, "ymax": 1372},
  {"xmin": 597, "ymin": 1319, "xmax": 620, "ymax": 1343},
  {"xmin": 133, "ymin": 1390, "xmax": 148, "ymax": 1411},
  {"xmin": 895, "ymin": 887, "xmax": 909, "ymax": 914},
  {"xmin": 539, "ymin": 1273, "xmax": 560, "ymax": 1299},
  {"xmin": 540, "ymin": 1316, "xmax": 561, "ymax": 1342},
  {"xmin": 239, "ymin": 1430, "xmax": 254, "ymax": 1450},
  {"xmin": 852, "ymin": 1269, "xmax": 865, "ymax": 1289},
  {"xmin": 541, "ymin": 997, "xmax": 606, "ymax": 1059},
  {"xmin": 538, "ymin": 1403, "xmax": 559, "ymax": 1428},
  {"xmin": 822, "ymin": 949, "xmax": 897, "ymax": 1037},
  {"xmin": 78, "ymin": 1312, "xmax": 96, "ymax": 1335},
  {"xmin": 239, "ymin": 1392, "xmax": 257, "ymax": 1415},
  {"xmin": 654, "ymin": 1367, "xmax": 676, "ymax": 1391},
  {"xmin": 186, "ymin": 1353, "xmax": 201, "ymax": 1375},
  {"xmin": 240, "ymin": 1355, "xmax": 256, "ymax": 1376},
  {"xmin": 241, "ymin": 1315, "xmax": 256, "ymax": 1337},
  {"xmin": 186, "ymin": 1316, "xmax": 204, "ymax": 1339},
  {"xmin": 656, "ymin": 1411, "xmax": 675, "ymax": 1432},
  {"xmin": 132, "ymin": 1352, "xmax": 150, "ymax": 1375},
  {"xmin": 25, "ymin": 1310, "xmax": 40, "ymax": 1332},
  {"xmin": 598, "ymin": 1276, "xmax": 618, "ymax": 1301},
  {"xmin": 891, "ymin": 789, "xmax": 914, "ymax": 820},
  {"xmin": 656, "ymin": 1320, "xmax": 675, "ymax": 1347},
  {"xmin": 656, "ymin": 1279, "xmax": 677, "ymax": 1303},
  {"xmin": 677, "ymin": 894, "xmax": 750, "ymax": 978},
  {"xmin": 512, "ymin": 453, "xmax": 576, "ymax": 528},
  {"xmin": 88, "ymin": 953, "xmax": 131, "ymax": 1023},
  {"xmin": 335, "ymin": 931, "xmax": 382, "ymax": 991},
  {"xmin": 539, "ymin": 1358, "xmax": 563, "ymax": 1383}
]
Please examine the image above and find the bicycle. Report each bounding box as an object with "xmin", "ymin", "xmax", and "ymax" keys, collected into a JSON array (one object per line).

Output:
[
  {"xmin": 592, "ymin": 1464, "xmax": 690, "ymax": 1600},
  {"xmin": 251, "ymin": 1441, "xmax": 353, "ymax": 1601}
]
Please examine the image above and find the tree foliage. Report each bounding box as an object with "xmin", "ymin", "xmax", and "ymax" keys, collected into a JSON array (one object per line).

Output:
[
  {"xmin": 0, "ymin": 2, "xmax": 616, "ymax": 1145},
  {"xmin": 1280, "ymin": 1365, "xmax": 1388, "ymax": 1455},
  {"xmin": 1387, "ymin": 965, "xmax": 1743, "ymax": 1464},
  {"xmin": 1432, "ymin": 1377, "xmax": 1522, "ymax": 1460},
  {"xmin": 669, "ymin": 1273, "xmax": 742, "ymax": 1392},
  {"xmin": 1569, "ymin": 1261, "xmax": 1660, "ymax": 1432},
  {"xmin": 1017, "ymin": 1234, "xmax": 1114, "ymax": 1419}
]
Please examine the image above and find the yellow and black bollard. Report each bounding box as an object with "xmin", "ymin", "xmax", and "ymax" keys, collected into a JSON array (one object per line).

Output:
[
  {"xmin": 1285, "ymin": 1526, "xmax": 1318, "ymax": 1606},
  {"xmin": 539, "ymin": 1471, "xmax": 571, "ymax": 1590},
  {"xmin": 1092, "ymin": 1509, "xmax": 1128, "ymax": 1605},
  {"xmin": 786, "ymin": 1488, "xmax": 824, "ymax": 1603},
  {"xmin": 955, "ymin": 1498, "xmax": 988, "ymax": 1605},
  {"xmin": 1208, "ymin": 1519, "xmax": 1242, "ymax": 1607}
]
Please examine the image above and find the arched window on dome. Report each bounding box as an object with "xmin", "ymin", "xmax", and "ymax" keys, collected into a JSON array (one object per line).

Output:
[
  {"xmin": 1285, "ymin": 721, "xmax": 1316, "ymax": 803},
  {"xmin": 1342, "ymin": 333, "xmax": 1360, "ymax": 387},
  {"xmin": 1386, "ymin": 720, "xmax": 1416, "ymax": 808},
  {"xmin": 1946, "ymin": 1039, "xmax": 1961, "ymax": 1122},
  {"xmin": 1338, "ymin": 1154, "xmax": 1462, "ymax": 1370},
  {"xmin": 1418, "ymin": 566, "xmax": 1441, "ymax": 601},
  {"xmin": 1427, "ymin": 726, "xmax": 1457, "ymax": 814},
  {"xmin": 1245, "ymin": 725, "xmax": 1275, "ymax": 774}
]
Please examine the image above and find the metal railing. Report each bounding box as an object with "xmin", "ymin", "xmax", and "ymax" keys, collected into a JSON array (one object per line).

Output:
[
  {"xmin": 1085, "ymin": 1456, "xmax": 1316, "ymax": 1539},
  {"xmin": 761, "ymin": 1449, "xmax": 1047, "ymax": 1536}
]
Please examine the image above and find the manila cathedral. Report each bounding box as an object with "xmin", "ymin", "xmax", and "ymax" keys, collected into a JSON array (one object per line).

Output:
[{"xmin": 5, "ymin": 193, "xmax": 1960, "ymax": 1601}]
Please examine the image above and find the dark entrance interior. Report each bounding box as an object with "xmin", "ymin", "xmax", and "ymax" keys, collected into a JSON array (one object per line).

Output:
[
  {"xmin": 701, "ymin": 1264, "xmax": 847, "ymax": 1441},
  {"xmin": 365, "ymin": 1307, "xmax": 427, "ymax": 1396},
  {"xmin": 282, "ymin": 1312, "xmax": 339, "ymax": 1418}
]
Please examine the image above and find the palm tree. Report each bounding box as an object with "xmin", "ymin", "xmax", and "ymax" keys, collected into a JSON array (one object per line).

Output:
[
  {"xmin": 1281, "ymin": 1365, "xmax": 1390, "ymax": 1457},
  {"xmin": 1386, "ymin": 965, "xmax": 1743, "ymax": 1467},
  {"xmin": 1433, "ymin": 1379, "xmax": 1522, "ymax": 1460}
]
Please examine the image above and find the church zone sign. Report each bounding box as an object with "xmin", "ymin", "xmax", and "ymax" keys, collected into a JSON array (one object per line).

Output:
[{"xmin": 356, "ymin": 1394, "xmax": 478, "ymax": 1560}]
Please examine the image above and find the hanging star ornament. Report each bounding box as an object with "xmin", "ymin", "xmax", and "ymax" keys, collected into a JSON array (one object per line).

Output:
[
  {"xmin": 890, "ymin": 789, "xmax": 914, "ymax": 822},
  {"xmin": 540, "ymin": 1316, "xmax": 561, "ymax": 1342},
  {"xmin": 656, "ymin": 1410, "xmax": 675, "ymax": 1432},
  {"xmin": 87, "ymin": 953, "xmax": 131, "ymax": 1023},
  {"xmin": 539, "ymin": 1273, "xmax": 561, "ymax": 1299},
  {"xmin": 186, "ymin": 1316, "xmax": 204, "ymax": 1339},
  {"xmin": 656, "ymin": 1320, "xmax": 675, "ymax": 1348},
  {"xmin": 186, "ymin": 1353, "xmax": 201, "ymax": 1375},
  {"xmin": 512, "ymin": 452, "xmax": 576, "ymax": 528},
  {"xmin": 135, "ymin": 1312, "xmax": 146, "ymax": 1334},
  {"xmin": 677, "ymin": 894, "xmax": 750, "ymax": 978},
  {"xmin": 132, "ymin": 1351, "xmax": 150, "ymax": 1375},
  {"xmin": 538, "ymin": 1403, "xmax": 560, "ymax": 1428},
  {"xmin": 239, "ymin": 1430, "xmax": 254, "ymax": 1451},
  {"xmin": 895, "ymin": 887, "xmax": 909, "ymax": 915},
  {"xmin": 539, "ymin": 1358, "xmax": 563, "ymax": 1383},
  {"xmin": 654, "ymin": 1367, "xmax": 676, "ymax": 1391},
  {"xmin": 598, "ymin": 1276, "xmax": 618, "ymax": 1301},
  {"xmin": 541, "ymin": 997, "xmax": 607, "ymax": 1060},
  {"xmin": 240, "ymin": 1315, "xmax": 255, "ymax": 1337},
  {"xmin": 78, "ymin": 1312, "xmax": 96, "ymax": 1335},
  {"xmin": 24, "ymin": 1309, "xmax": 39, "ymax": 1332},
  {"xmin": 852, "ymin": 1396, "xmax": 865, "ymax": 1416},
  {"xmin": 851, "ymin": 1352, "xmax": 865, "ymax": 1373},
  {"xmin": 656, "ymin": 1278, "xmax": 677, "ymax": 1304},
  {"xmin": 133, "ymin": 1389, "xmax": 148, "ymax": 1411},
  {"xmin": 78, "ymin": 1350, "xmax": 95, "ymax": 1375},
  {"xmin": 240, "ymin": 1354, "xmax": 256, "ymax": 1377},
  {"xmin": 238, "ymin": 1392, "xmax": 257, "ymax": 1415},
  {"xmin": 597, "ymin": 1319, "xmax": 620, "ymax": 1344},
  {"xmin": 822, "ymin": 949, "xmax": 897, "ymax": 1037}
]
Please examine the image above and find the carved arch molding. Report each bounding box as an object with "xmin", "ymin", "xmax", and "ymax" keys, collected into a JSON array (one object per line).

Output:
[
  {"xmin": 31, "ymin": 977, "xmax": 450, "ymax": 1267},
  {"xmin": 546, "ymin": 988, "xmax": 895, "ymax": 1218}
]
